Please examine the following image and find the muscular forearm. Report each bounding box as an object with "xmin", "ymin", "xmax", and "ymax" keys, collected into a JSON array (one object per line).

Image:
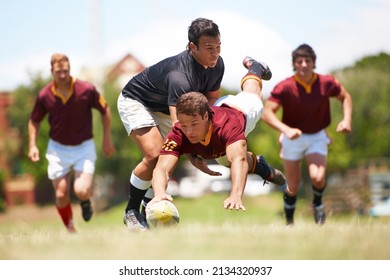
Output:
[
  {"xmin": 263, "ymin": 112, "xmax": 290, "ymax": 133},
  {"xmin": 101, "ymin": 109, "xmax": 112, "ymax": 139},
  {"xmin": 342, "ymin": 94, "xmax": 353, "ymax": 123},
  {"xmin": 229, "ymin": 158, "xmax": 248, "ymax": 198},
  {"xmin": 28, "ymin": 119, "xmax": 41, "ymax": 162},
  {"xmin": 28, "ymin": 119, "xmax": 40, "ymax": 148},
  {"xmin": 262, "ymin": 102, "xmax": 291, "ymax": 133},
  {"xmin": 151, "ymin": 168, "xmax": 169, "ymax": 197},
  {"xmin": 151, "ymin": 155, "xmax": 179, "ymax": 202}
]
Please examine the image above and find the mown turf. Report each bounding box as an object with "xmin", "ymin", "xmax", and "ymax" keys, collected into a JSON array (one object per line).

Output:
[{"xmin": 1, "ymin": 192, "xmax": 390, "ymax": 260}]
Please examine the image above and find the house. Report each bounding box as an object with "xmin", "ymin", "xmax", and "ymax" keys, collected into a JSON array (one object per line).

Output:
[
  {"xmin": 4, "ymin": 174, "xmax": 35, "ymax": 206},
  {"xmin": 106, "ymin": 53, "xmax": 145, "ymax": 89}
]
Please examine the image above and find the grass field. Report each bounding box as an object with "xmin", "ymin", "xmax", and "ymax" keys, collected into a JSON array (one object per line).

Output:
[{"xmin": 1, "ymin": 192, "xmax": 390, "ymax": 260}]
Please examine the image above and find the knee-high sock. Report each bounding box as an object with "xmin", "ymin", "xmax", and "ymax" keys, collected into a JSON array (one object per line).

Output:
[
  {"xmin": 57, "ymin": 202, "xmax": 73, "ymax": 227},
  {"xmin": 284, "ymin": 191, "xmax": 296, "ymax": 221},
  {"xmin": 125, "ymin": 172, "xmax": 151, "ymax": 212},
  {"xmin": 140, "ymin": 188, "xmax": 154, "ymax": 216},
  {"xmin": 251, "ymin": 154, "xmax": 271, "ymax": 180},
  {"xmin": 312, "ymin": 185, "xmax": 326, "ymax": 207}
]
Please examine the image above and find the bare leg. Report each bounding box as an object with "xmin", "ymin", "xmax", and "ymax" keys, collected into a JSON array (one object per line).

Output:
[{"xmin": 53, "ymin": 173, "xmax": 76, "ymax": 232}]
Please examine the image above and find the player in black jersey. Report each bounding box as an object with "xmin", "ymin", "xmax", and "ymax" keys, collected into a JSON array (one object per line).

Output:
[{"xmin": 118, "ymin": 18, "xmax": 224, "ymax": 231}]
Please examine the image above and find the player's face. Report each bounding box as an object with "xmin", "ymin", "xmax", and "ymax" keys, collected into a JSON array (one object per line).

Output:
[
  {"xmin": 178, "ymin": 112, "xmax": 209, "ymax": 144},
  {"xmin": 190, "ymin": 35, "xmax": 221, "ymax": 69},
  {"xmin": 293, "ymin": 56, "xmax": 315, "ymax": 78},
  {"xmin": 51, "ymin": 62, "xmax": 71, "ymax": 86}
]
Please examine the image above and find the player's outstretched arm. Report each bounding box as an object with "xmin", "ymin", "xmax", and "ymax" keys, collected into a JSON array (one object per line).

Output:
[
  {"xmin": 223, "ymin": 140, "xmax": 248, "ymax": 211},
  {"xmin": 150, "ymin": 154, "xmax": 178, "ymax": 205}
]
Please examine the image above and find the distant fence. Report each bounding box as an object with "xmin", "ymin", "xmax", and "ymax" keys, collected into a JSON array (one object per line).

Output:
[
  {"xmin": 4, "ymin": 174, "xmax": 35, "ymax": 206},
  {"xmin": 321, "ymin": 158, "xmax": 390, "ymax": 215},
  {"xmin": 323, "ymin": 168, "xmax": 371, "ymax": 215}
]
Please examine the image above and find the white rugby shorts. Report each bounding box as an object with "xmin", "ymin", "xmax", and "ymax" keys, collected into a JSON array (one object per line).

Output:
[
  {"xmin": 279, "ymin": 129, "xmax": 331, "ymax": 160},
  {"xmin": 214, "ymin": 91, "xmax": 264, "ymax": 167},
  {"xmin": 214, "ymin": 91, "xmax": 264, "ymax": 136},
  {"xmin": 45, "ymin": 139, "xmax": 97, "ymax": 180},
  {"xmin": 117, "ymin": 93, "xmax": 171, "ymax": 138}
]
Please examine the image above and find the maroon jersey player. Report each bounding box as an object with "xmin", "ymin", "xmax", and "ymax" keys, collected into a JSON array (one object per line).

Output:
[
  {"xmin": 28, "ymin": 53, "xmax": 116, "ymax": 233},
  {"xmin": 262, "ymin": 44, "xmax": 353, "ymax": 225}
]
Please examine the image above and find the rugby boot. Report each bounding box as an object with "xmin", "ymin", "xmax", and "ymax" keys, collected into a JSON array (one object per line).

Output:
[{"xmin": 243, "ymin": 56, "xmax": 272, "ymax": 80}]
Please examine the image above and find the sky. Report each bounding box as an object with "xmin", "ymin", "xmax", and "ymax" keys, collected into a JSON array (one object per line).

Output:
[{"xmin": 1, "ymin": 0, "xmax": 390, "ymax": 95}]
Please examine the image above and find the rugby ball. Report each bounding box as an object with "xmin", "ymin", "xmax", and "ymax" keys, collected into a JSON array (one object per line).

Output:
[{"xmin": 146, "ymin": 200, "xmax": 180, "ymax": 229}]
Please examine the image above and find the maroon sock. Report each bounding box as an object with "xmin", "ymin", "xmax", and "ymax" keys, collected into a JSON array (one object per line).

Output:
[{"xmin": 56, "ymin": 203, "xmax": 73, "ymax": 227}]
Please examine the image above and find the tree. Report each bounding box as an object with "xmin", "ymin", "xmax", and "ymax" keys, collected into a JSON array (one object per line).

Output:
[
  {"xmin": 6, "ymin": 74, "xmax": 53, "ymax": 204},
  {"xmin": 7, "ymin": 74, "xmax": 50, "ymax": 181},
  {"xmin": 330, "ymin": 52, "xmax": 390, "ymax": 168}
]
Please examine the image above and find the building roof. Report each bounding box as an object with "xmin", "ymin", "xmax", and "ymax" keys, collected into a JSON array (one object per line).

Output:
[{"xmin": 106, "ymin": 53, "xmax": 145, "ymax": 87}]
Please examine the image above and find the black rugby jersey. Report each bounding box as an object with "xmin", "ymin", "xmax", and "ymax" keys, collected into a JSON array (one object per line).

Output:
[{"xmin": 121, "ymin": 50, "xmax": 224, "ymax": 115}]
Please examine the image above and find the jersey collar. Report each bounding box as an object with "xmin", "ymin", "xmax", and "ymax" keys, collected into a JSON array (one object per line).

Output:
[
  {"xmin": 294, "ymin": 73, "xmax": 318, "ymax": 94},
  {"xmin": 199, "ymin": 121, "xmax": 213, "ymax": 146},
  {"xmin": 51, "ymin": 77, "xmax": 75, "ymax": 104}
]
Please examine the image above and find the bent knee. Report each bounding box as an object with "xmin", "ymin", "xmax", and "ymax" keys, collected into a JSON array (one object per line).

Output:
[
  {"xmin": 310, "ymin": 177, "xmax": 325, "ymax": 188},
  {"xmin": 143, "ymin": 149, "xmax": 161, "ymax": 163}
]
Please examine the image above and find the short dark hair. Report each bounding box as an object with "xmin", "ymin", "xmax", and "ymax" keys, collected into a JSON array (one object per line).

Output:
[
  {"xmin": 176, "ymin": 92, "xmax": 212, "ymax": 119},
  {"xmin": 292, "ymin": 44, "xmax": 316, "ymax": 70},
  {"xmin": 187, "ymin": 18, "xmax": 220, "ymax": 49}
]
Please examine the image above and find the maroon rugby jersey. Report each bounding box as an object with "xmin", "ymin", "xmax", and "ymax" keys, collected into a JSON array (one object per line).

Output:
[
  {"xmin": 269, "ymin": 73, "xmax": 341, "ymax": 134},
  {"xmin": 161, "ymin": 104, "xmax": 246, "ymax": 159},
  {"xmin": 30, "ymin": 78, "xmax": 107, "ymax": 145}
]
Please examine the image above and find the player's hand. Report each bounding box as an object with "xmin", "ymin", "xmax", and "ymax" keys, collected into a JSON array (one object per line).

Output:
[
  {"xmin": 147, "ymin": 193, "xmax": 173, "ymax": 208},
  {"xmin": 28, "ymin": 146, "xmax": 40, "ymax": 162},
  {"xmin": 284, "ymin": 127, "xmax": 302, "ymax": 140},
  {"xmin": 336, "ymin": 119, "xmax": 352, "ymax": 133},
  {"xmin": 188, "ymin": 155, "xmax": 222, "ymax": 176},
  {"xmin": 223, "ymin": 195, "xmax": 246, "ymax": 211},
  {"xmin": 102, "ymin": 138, "xmax": 116, "ymax": 157}
]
